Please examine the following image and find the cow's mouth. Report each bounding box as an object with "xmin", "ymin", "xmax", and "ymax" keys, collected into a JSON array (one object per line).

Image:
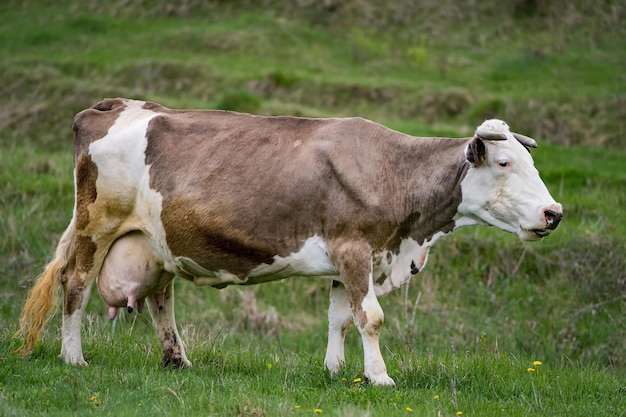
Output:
[
  {"xmin": 520, "ymin": 228, "xmax": 550, "ymax": 241},
  {"xmin": 532, "ymin": 229, "xmax": 549, "ymax": 238}
]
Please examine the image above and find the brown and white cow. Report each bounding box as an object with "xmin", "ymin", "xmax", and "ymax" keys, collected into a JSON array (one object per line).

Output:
[{"xmin": 17, "ymin": 98, "xmax": 562, "ymax": 386}]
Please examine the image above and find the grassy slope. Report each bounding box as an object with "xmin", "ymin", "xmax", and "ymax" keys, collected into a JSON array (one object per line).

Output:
[{"xmin": 1, "ymin": 1, "xmax": 625, "ymax": 416}]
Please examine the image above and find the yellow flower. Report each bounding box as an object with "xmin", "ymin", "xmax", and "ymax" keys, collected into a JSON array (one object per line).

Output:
[
  {"xmin": 294, "ymin": 405, "xmax": 301, "ymax": 409},
  {"xmin": 406, "ymin": 406, "xmax": 414, "ymax": 412},
  {"xmin": 433, "ymin": 395, "xmax": 439, "ymax": 400},
  {"xmin": 266, "ymin": 363, "xmax": 273, "ymax": 369},
  {"xmin": 341, "ymin": 377, "xmax": 347, "ymax": 382},
  {"xmin": 353, "ymin": 377, "xmax": 362, "ymax": 383},
  {"xmin": 314, "ymin": 408, "xmax": 323, "ymax": 414},
  {"xmin": 456, "ymin": 412, "xmax": 463, "ymax": 416},
  {"xmin": 138, "ymin": 403, "xmax": 143, "ymax": 407},
  {"xmin": 527, "ymin": 367, "xmax": 536, "ymax": 372},
  {"xmin": 89, "ymin": 395, "xmax": 97, "ymax": 402},
  {"xmin": 533, "ymin": 361, "xmax": 542, "ymax": 366}
]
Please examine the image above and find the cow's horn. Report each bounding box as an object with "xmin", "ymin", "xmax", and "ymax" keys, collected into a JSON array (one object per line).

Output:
[
  {"xmin": 475, "ymin": 129, "xmax": 507, "ymax": 141},
  {"xmin": 512, "ymin": 132, "xmax": 538, "ymax": 148}
]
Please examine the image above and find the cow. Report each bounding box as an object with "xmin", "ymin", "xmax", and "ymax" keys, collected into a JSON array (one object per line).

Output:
[{"xmin": 16, "ymin": 98, "xmax": 562, "ymax": 386}]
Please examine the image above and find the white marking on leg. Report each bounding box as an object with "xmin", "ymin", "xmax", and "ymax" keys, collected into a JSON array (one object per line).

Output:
[
  {"xmin": 357, "ymin": 261, "xmax": 395, "ymax": 386},
  {"xmin": 324, "ymin": 283, "xmax": 353, "ymax": 372},
  {"xmin": 61, "ymin": 277, "xmax": 95, "ymax": 365}
]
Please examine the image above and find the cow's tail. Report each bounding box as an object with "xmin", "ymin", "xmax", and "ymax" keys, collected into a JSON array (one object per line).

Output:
[{"xmin": 15, "ymin": 217, "xmax": 76, "ymax": 355}]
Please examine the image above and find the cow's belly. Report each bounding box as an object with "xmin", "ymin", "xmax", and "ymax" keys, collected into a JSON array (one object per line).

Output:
[
  {"xmin": 177, "ymin": 235, "xmax": 339, "ymax": 287},
  {"xmin": 176, "ymin": 234, "xmax": 441, "ymax": 292},
  {"xmin": 247, "ymin": 235, "xmax": 338, "ymax": 281}
]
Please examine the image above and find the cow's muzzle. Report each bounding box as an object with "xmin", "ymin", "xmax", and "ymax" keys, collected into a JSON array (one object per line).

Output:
[
  {"xmin": 544, "ymin": 209, "xmax": 562, "ymax": 230},
  {"xmin": 526, "ymin": 207, "xmax": 563, "ymax": 239}
]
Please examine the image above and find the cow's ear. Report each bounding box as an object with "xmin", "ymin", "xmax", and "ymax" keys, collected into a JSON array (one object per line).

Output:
[{"xmin": 465, "ymin": 137, "xmax": 486, "ymax": 166}]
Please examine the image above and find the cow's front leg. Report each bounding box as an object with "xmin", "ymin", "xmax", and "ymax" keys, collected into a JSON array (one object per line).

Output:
[
  {"xmin": 61, "ymin": 271, "xmax": 95, "ymax": 365},
  {"xmin": 328, "ymin": 240, "xmax": 395, "ymax": 387},
  {"xmin": 146, "ymin": 277, "xmax": 191, "ymax": 368},
  {"xmin": 324, "ymin": 280, "xmax": 354, "ymax": 373},
  {"xmin": 356, "ymin": 273, "xmax": 394, "ymax": 386}
]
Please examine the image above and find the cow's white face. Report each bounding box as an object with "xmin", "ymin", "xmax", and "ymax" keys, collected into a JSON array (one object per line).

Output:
[{"xmin": 457, "ymin": 120, "xmax": 562, "ymax": 241}]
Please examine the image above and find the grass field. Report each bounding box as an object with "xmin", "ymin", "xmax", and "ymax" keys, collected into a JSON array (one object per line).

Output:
[{"xmin": 1, "ymin": 1, "xmax": 625, "ymax": 416}]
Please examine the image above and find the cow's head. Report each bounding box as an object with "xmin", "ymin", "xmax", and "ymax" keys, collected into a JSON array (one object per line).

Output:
[{"xmin": 458, "ymin": 119, "xmax": 563, "ymax": 241}]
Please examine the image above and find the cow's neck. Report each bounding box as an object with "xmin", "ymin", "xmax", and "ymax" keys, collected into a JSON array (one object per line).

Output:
[{"xmin": 387, "ymin": 136, "xmax": 470, "ymax": 249}]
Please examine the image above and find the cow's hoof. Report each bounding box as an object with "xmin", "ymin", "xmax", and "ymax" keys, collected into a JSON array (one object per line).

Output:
[
  {"xmin": 61, "ymin": 353, "xmax": 88, "ymax": 366},
  {"xmin": 161, "ymin": 356, "xmax": 192, "ymax": 369},
  {"xmin": 366, "ymin": 374, "xmax": 396, "ymax": 387},
  {"xmin": 324, "ymin": 357, "xmax": 345, "ymax": 373}
]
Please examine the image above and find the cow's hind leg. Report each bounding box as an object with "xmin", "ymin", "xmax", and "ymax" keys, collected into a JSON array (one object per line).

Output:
[
  {"xmin": 61, "ymin": 269, "xmax": 96, "ymax": 365},
  {"xmin": 324, "ymin": 280, "xmax": 353, "ymax": 373},
  {"xmin": 146, "ymin": 276, "xmax": 191, "ymax": 368}
]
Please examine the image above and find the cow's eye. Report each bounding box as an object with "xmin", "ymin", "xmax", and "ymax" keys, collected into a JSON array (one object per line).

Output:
[{"xmin": 498, "ymin": 160, "xmax": 510, "ymax": 168}]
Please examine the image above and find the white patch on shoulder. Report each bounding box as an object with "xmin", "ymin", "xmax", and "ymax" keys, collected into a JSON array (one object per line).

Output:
[{"xmin": 248, "ymin": 235, "xmax": 338, "ymax": 279}]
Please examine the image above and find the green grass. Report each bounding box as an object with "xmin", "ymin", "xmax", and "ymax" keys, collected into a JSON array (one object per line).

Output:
[
  {"xmin": 1, "ymin": 1, "xmax": 625, "ymax": 416},
  {"xmin": 1, "ymin": 323, "xmax": 624, "ymax": 417}
]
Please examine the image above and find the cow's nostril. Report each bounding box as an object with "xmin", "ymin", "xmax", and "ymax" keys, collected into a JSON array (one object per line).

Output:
[{"xmin": 545, "ymin": 210, "xmax": 562, "ymax": 230}]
